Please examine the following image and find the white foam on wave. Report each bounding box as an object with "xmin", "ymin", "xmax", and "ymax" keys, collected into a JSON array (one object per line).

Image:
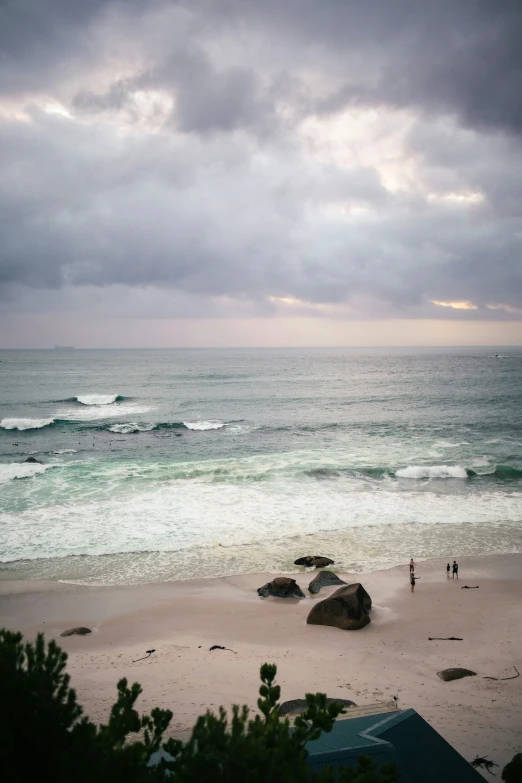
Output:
[
  {"xmin": 0, "ymin": 462, "xmax": 49, "ymax": 484},
  {"xmin": 227, "ymin": 423, "xmax": 259, "ymax": 435},
  {"xmin": 183, "ymin": 420, "xmax": 226, "ymax": 431},
  {"xmin": 0, "ymin": 418, "xmax": 54, "ymax": 431},
  {"xmin": 471, "ymin": 457, "xmax": 492, "ymax": 468},
  {"xmin": 76, "ymin": 394, "xmax": 119, "ymax": 406},
  {"xmin": 53, "ymin": 449, "xmax": 78, "ymax": 454},
  {"xmin": 108, "ymin": 423, "xmax": 156, "ymax": 434},
  {"xmin": 3, "ymin": 467, "xmax": 522, "ymax": 572},
  {"xmin": 396, "ymin": 465, "xmax": 468, "ymax": 479}
]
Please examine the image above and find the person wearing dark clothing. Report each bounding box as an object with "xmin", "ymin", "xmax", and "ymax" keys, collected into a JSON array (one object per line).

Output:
[
  {"xmin": 446, "ymin": 563, "xmax": 450, "ymax": 578},
  {"xmin": 452, "ymin": 560, "xmax": 459, "ymax": 579}
]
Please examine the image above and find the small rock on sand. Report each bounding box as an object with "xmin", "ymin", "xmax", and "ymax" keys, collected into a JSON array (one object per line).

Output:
[
  {"xmin": 278, "ymin": 697, "xmax": 356, "ymax": 717},
  {"xmin": 437, "ymin": 668, "xmax": 477, "ymax": 682},
  {"xmin": 257, "ymin": 577, "xmax": 305, "ymax": 599},
  {"xmin": 309, "ymin": 570, "xmax": 347, "ymax": 594},
  {"xmin": 294, "ymin": 556, "xmax": 335, "ymax": 568},
  {"xmin": 60, "ymin": 627, "xmax": 92, "ymax": 637}
]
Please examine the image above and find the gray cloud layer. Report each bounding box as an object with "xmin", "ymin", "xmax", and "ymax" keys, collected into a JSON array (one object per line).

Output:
[{"xmin": 0, "ymin": 0, "xmax": 521, "ymax": 321}]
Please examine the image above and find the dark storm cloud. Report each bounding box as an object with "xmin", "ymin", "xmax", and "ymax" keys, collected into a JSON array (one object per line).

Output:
[
  {"xmin": 214, "ymin": 0, "xmax": 522, "ymax": 137},
  {"xmin": 1, "ymin": 106, "xmax": 520, "ymax": 318},
  {"xmin": 0, "ymin": 0, "xmax": 521, "ymax": 322},
  {"xmin": 7, "ymin": 1, "xmax": 521, "ymax": 136},
  {"xmin": 73, "ymin": 45, "xmax": 274, "ymax": 135},
  {"xmin": 0, "ymin": 0, "xmax": 110, "ymax": 96}
]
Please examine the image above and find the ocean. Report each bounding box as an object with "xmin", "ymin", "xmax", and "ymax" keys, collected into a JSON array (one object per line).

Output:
[{"xmin": 1, "ymin": 347, "xmax": 521, "ymax": 585}]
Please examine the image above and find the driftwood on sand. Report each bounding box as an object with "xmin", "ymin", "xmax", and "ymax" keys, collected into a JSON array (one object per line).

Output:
[
  {"xmin": 428, "ymin": 636, "xmax": 463, "ymax": 641},
  {"xmin": 470, "ymin": 756, "xmax": 498, "ymax": 774},
  {"xmin": 483, "ymin": 666, "xmax": 519, "ymax": 681},
  {"xmin": 132, "ymin": 649, "xmax": 156, "ymax": 662}
]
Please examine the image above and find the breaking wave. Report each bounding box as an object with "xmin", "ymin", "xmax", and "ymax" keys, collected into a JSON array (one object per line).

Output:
[
  {"xmin": 183, "ymin": 420, "xmax": 226, "ymax": 431},
  {"xmin": 75, "ymin": 394, "xmax": 124, "ymax": 405},
  {"xmin": 107, "ymin": 420, "xmax": 228, "ymax": 433},
  {"xmin": 396, "ymin": 465, "xmax": 469, "ymax": 479},
  {"xmin": 304, "ymin": 464, "xmax": 522, "ymax": 482},
  {"xmin": 480, "ymin": 464, "xmax": 522, "ymax": 480},
  {"xmin": 106, "ymin": 421, "xmax": 227, "ymax": 433},
  {"xmin": 1, "ymin": 418, "xmax": 55, "ymax": 431},
  {"xmin": 108, "ymin": 423, "xmax": 157, "ymax": 434},
  {"xmin": 0, "ymin": 462, "xmax": 50, "ymax": 484},
  {"xmin": 107, "ymin": 420, "xmax": 229, "ymax": 433},
  {"xmin": 0, "ymin": 417, "xmax": 231, "ymax": 434}
]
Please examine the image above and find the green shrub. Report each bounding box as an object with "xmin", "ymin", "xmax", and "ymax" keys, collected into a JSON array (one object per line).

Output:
[
  {"xmin": 0, "ymin": 628, "xmax": 398, "ymax": 782},
  {"xmin": 502, "ymin": 752, "xmax": 522, "ymax": 782}
]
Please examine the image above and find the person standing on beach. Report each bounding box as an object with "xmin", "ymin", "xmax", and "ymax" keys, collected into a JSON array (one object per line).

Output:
[
  {"xmin": 409, "ymin": 558, "xmax": 416, "ymax": 575},
  {"xmin": 452, "ymin": 560, "xmax": 459, "ymax": 579},
  {"xmin": 446, "ymin": 563, "xmax": 450, "ymax": 578},
  {"xmin": 410, "ymin": 573, "xmax": 418, "ymax": 592}
]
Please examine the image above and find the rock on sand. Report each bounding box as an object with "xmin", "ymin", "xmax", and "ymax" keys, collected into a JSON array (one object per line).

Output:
[
  {"xmin": 437, "ymin": 668, "xmax": 477, "ymax": 682},
  {"xmin": 306, "ymin": 583, "xmax": 372, "ymax": 630},
  {"xmin": 257, "ymin": 577, "xmax": 305, "ymax": 599},
  {"xmin": 309, "ymin": 570, "xmax": 347, "ymax": 594},
  {"xmin": 278, "ymin": 697, "xmax": 356, "ymax": 717},
  {"xmin": 294, "ymin": 556, "xmax": 335, "ymax": 568}
]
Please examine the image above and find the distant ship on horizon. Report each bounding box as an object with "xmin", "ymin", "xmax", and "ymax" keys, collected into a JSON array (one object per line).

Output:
[{"xmin": 54, "ymin": 345, "xmax": 75, "ymax": 350}]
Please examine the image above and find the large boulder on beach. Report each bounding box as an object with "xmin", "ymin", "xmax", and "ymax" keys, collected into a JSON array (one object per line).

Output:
[
  {"xmin": 257, "ymin": 577, "xmax": 305, "ymax": 599},
  {"xmin": 60, "ymin": 627, "xmax": 92, "ymax": 637},
  {"xmin": 437, "ymin": 668, "xmax": 476, "ymax": 682},
  {"xmin": 278, "ymin": 697, "xmax": 356, "ymax": 717},
  {"xmin": 306, "ymin": 583, "xmax": 372, "ymax": 630},
  {"xmin": 309, "ymin": 570, "xmax": 347, "ymax": 594},
  {"xmin": 294, "ymin": 556, "xmax": 335, "ymax": 568}
]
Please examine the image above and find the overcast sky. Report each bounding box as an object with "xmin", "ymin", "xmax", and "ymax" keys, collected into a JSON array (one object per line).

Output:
[{"xmin": 1, "ymin": 0, "xmax": 521, "ymax": 347}]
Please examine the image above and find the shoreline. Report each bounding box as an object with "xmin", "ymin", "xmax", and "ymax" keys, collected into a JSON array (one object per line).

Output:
[
  {"xmin": 3, "ymin": 544, "xmax": 522, "ymax": 591},
  {"xmin": 1, "ymin": 552, "xmax": 521, "ymax": 779},
  {"xmin": 1, "ymin": 550, "xmax": 522, "ymax": 596}
]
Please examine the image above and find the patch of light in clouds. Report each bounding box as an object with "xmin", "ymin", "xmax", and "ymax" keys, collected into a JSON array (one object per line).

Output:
[{"xmin": 430, "ymin": 301, "xmax": 479, "ymax": 310}]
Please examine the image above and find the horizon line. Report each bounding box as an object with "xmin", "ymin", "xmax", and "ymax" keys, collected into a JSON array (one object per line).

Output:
[{"xmin": 1, "ymin": 345, "xmax": 521, "ymax": 351}]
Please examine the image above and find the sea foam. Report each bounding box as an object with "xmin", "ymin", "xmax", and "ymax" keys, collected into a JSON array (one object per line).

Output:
[
  {"xmin": 108, "ymin": 423, "xmax": 156, "ymax": 434},
  {"xmin": 183, "ymin": 420, "xmax": 226, "ymax": 431},
  {"xmin": 0, "ymin": 462, "xmax": 49, "ymax": 484},
  {"xmin": 396, "ymin": 465, "xmax": 468, "ymax": 479},
  {"xmin": 0, "ymin": 418, "xmax": 54, "ymax": 431},
  {"xmin": 2, "ymin": 470, "xmax": 521, "ymax": 578}
]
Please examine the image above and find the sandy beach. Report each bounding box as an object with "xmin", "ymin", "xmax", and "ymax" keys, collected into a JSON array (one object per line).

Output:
[{"xmin": 1, "ymin": 553, "xmax": 521, "ymax": 778}]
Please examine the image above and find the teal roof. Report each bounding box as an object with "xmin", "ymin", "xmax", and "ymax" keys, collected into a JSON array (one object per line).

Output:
[
  {"xmin": 306, "ymin": 712, "xmax": 397, "ymax": 753},
  {"xmin": 306, "ymin": 709, "xmax": 483, "ymax": 782}
]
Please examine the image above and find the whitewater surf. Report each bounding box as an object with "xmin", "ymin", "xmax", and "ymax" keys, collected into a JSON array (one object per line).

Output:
[{"xmin": 1, "ymin": 346, "xmax": 521, "ymax": 585}]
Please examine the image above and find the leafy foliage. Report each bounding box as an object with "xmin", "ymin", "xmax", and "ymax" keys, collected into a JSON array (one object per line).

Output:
[
  {"xmin": 502, "ymin": 752, "xmax": 522, "ymax": 783},
  {"xmin": 0, "ymin": 627, "xmax": 400, "ymax": 782}
]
